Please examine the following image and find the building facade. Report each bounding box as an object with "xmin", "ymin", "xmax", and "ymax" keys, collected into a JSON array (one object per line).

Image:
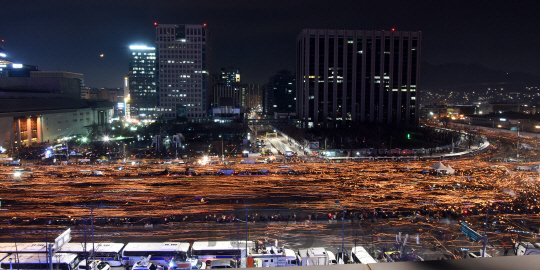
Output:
[
  {"xmin": 155, "ymin": 23, "xmax": 208, "ymax": 120},
  {"xmin": 212, "ymin": 82, "xmax": 243, "ymax": 108},
  {"xmin": 127, "ymin": 45, "xmax": 158, "ymax": 120},
  {"xmin": 220, "ymin": 67, "xmax": 241, "ymax": 87},
  {"xmin": 296, "ymin": 29, "xmax": 421, "ymax": 128},
  {"xmin": 265, "ymin": 70, "xmax": 296, "ymax": 115},
  {"xmin": 0, "ymin": 99, "xmax": 113, "ymax": 149},
  {"xmin": 244, "ymin": 84, "xmax": 263, "ymax": 110}
]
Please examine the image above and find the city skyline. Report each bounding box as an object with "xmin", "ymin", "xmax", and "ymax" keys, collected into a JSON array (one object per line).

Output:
[{"xmin": 1, "ymin": 1, "xmax": 539, "ymax": 88}]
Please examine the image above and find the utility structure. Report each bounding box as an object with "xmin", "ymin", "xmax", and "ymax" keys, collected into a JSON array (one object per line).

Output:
[
  {"xmin": 47, "ymin": 229, "xmax": 71, "ymax": 270},
  {"xmin": 335, "ymin": 200, "xmax": 345, "ymax": 263},
  {"xmin": 74, "ymin": 204, "xmax": 118, "ymax": 268}
]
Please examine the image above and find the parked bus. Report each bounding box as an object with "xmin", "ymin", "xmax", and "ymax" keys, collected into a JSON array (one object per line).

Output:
[
  {"xmin": 0, "ymin": 253, "xmax": 81, "ymax": 270},
  {"xmin": 191, "ymin": 241, "xmax": 254, "ymax": 263},
  {"xmin": 59, "ymin": 242, "xmax": 126, "ymax": 266},
  {"xmin": 0, "ymin": 242, "xmax": 48, "ymax": 254},
  {"xmin": 121, "ymin": 242, "xmax": 189, "ymax": 267},
  {"xmin": 350, "ymin": 246, "xmax": 377, "ymax": 264}
]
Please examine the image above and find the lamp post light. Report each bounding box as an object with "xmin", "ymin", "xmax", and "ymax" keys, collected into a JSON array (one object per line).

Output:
[
  {"xmin": 219, "ymin": 135, "xmax": 224, "ymax": 162},
  {"xmin": 335, "ymin": 200, "xmax": 345, "ymax": 264}
]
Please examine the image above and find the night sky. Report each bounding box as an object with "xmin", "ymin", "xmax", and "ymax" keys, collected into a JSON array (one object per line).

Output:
[{"xmin": 1, "ymin": 0, "xmax": 539, "ymax": 88}]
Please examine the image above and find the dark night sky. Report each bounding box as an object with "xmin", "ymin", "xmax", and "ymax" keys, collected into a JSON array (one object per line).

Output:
[{"xmin": 1, "ymin": 0, "xmax": 539, "ymax": 88}]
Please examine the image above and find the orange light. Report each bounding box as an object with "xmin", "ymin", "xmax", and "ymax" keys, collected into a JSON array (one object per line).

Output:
[{"xmin": 392, "ymin": 28, "xmax": 395, "ymax": 31}]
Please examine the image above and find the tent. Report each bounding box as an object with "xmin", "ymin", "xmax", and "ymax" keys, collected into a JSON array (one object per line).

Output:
[
  {"xmin": 446, "ymin": 164, "xmax": 455, "ymax": 175},
  {"xmin": 430, "ymin": 161, "xmax": 449, "ymax": 171}
]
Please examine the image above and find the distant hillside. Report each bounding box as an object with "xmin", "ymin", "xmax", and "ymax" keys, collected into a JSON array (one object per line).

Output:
[{"xmin": 421, "ymin": 62, "xmax": 540, "ymax": 93}]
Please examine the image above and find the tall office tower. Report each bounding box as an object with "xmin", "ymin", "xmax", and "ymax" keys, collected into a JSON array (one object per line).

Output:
[
  {"xmin": 127, "ymin": 45, "xmax": 157, "ymax": 120},
  {"xmin": 265, "ymin": 70, "xmax": 296, "ymax": 115},
  {"xmin": 155, "ymin": 23, "xmax": 208, "ymax": 121},
  {"xmin": 297, "ymin": 29, "xmax": 421, "ymax": 128}
]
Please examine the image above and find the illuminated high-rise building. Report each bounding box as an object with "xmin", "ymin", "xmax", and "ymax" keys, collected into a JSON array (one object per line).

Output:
[
  {"xmin": 127, "ymin": 45, "xmax": 157, "ymax": 121},
  {"xmin": 155, "ymin": 23, "xmax": 208, "ymax": 121},
  {"xmin": 297, "ymin": 29, "xmax": 422, "ymax": 128}
]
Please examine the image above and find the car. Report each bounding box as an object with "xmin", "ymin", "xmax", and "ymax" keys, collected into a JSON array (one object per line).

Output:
[
  {"xmin": 209, "ymin": 260, "xmax": 236, "ymax": 269},
  {"xmin": 468, "ymin": 251, "xmax": 491, "ymax": 258},
  {"xmin": 78, "ymin": 259, "xmax": 111, "ymax": 270}
]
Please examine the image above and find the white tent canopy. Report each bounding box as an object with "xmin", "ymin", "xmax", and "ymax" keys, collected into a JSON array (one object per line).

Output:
[
  {"xmin": 446, "ymin": 164, "xmax": 455, "ymax": 175},
  {"xmin": 431, "ymin": 161, "xmax": 449, "ymax": 171}
]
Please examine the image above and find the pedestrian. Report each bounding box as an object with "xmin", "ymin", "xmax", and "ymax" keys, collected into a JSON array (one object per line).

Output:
[{"xmin": 504, "ymin": 248, "xmax": 508, "ymax": 256}]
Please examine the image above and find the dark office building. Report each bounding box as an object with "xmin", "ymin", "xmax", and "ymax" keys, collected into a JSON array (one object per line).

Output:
[
  {"xmin": 265, "ymin": 70, "xmax": 296, "ymax": 115},
  {"xmin": 220, "ymin": 67, "xmax": 241, "ymax": 87},
  {"xmin": 296, "ymin": 29, "xmax": 422, "ymax": 128}
]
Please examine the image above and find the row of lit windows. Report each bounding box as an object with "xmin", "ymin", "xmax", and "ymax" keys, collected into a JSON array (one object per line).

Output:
[
  {"xmin": 160, "ymin": 50, "xmax": 200, "ymax": 54},
  {"xmin": 132, "ymin": 52, "xmax": 155, "ymax": 55},
  {"xmin": 132, "ymin": 56, "xmax": 156, "ymax": 60},
  {"xmin": 160, "ymin": 54, "xmax": 200, "ymax": 59},
  {"xmin": 159, "ymin": 43, "xmax": 202, "ymax": 49}
]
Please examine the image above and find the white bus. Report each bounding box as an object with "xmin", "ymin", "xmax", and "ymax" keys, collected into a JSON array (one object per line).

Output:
[
  {"xmin": 0, "ymin": 253, "xmax": 81, "ymax": 270},
  {"xmin": 0, "ymin": 242, "xmax": 49, "ymax": 254},
  {"xmin": 121, "ymin": 242, "xmax": 189, "ymax": 267},
  {"xmin": 351, "ymin": 246, "xmax": 377, "ymax": 264},
  {"xmin": 58, "ymin": 243, "xmax": 126, "ymax": 266},
  {"xmin": 191, "ymin": 241, "xmax": 254, "ymax": 263}
]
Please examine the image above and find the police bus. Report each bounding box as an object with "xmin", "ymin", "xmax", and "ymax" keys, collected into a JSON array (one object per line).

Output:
[
  {"xmin": 121, "ymin": 242, "xmax": 189, "ymax": 267},
  {"xmin": 0, "ymin": 253, "xmax": 81, "ymax": 270},
  {"xmin": 58, "ymin": 242, "xmax": 126, "ymax": 267}
]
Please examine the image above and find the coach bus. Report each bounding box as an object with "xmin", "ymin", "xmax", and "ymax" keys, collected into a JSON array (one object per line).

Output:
[
  {"xmin": 121, "ymin": 242, "xmax": 189, "ymax": 267},
  {"xmin": 351, "ymin": 246, "xmax": 377, "ymax": 264},
  {"xmin": 58, "ymin": 242, "xmax": 126, "ymax": 267},
  {"xmin": 0, "ymin": 242, "xmax": 48, "ymax": 254},
  {"xmin": 0, "ymin": 253, "xmax": 81, "ymax": 270}
]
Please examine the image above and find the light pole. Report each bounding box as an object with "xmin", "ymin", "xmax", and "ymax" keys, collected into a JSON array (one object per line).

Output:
[
  {"xmin": 220, "ymin": 135, "xmax": 224, "ymax": 162},
  {"xmin": 335, "ymin": 200, "xmax": 345, "ymax": 264},
  {"xmin": 483, "ymin": 202, "xmax": 490, "ymax": 257}
]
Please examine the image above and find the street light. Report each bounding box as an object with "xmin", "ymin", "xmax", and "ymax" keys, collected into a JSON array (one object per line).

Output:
[
  {"xmin": 335, "ymin": 200, "xmax": 345, "ymax": 264},
  {"xmin": 219, "ymin": 135, "xmax": 224, "ymax": 162}
]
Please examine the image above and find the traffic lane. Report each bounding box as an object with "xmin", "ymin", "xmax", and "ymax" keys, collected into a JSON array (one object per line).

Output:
[{"xmin": 66, "ymin": 219, "xmax": 464, "ymax": 262}]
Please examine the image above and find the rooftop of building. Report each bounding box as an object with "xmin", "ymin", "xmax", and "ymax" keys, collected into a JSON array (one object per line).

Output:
[{"xmin": 0, "ymin": 98, "xmax": 113, "ymax": 115}]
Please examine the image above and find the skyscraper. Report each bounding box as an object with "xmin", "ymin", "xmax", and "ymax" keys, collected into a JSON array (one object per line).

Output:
[
  {"xmin": 155, "ymin": 23, "xmax": 208, "ymax": 121},
  {"xmin": 127, "ymin": 45, "xmax": 157, "ymax": 121},
  {"xmin": 265, "ymin": 70, "xmax": 296, "ymax": 115},
  {"xmin": 297, "ymin": 29, "xmax": 421, "ymax": 128}
]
